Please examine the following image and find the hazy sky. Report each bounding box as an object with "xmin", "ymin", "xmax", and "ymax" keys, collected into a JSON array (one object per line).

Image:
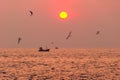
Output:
[{"xmin": 0, "ymin": 0, "xmax": 120, "ymax": 48}]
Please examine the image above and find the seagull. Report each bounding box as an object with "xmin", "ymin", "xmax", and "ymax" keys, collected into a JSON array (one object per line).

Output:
[
  {"xmin": 96, "ymin": 31, "xmax": 100, "ymax": 35},
  {"xmin": 66, "ymin": 31, "xmax": 72, "ymax": 40},
  {"xmin": 29, "ymin": 10, "xmax": 33, "ymax": 16},
  {"xmin": 17, "ymin": 37, "xmax": 22, "ymax": 44}
]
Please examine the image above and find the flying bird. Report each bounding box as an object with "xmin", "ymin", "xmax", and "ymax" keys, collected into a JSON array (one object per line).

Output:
[
  {"xmin": 51, "ymin": 42, "xmax": 54, "ymax": 44},
  {"xmin": 17, "ymin": 37, "xmax": 22, "ymax": 44},
  {"xmin": 66, "ymin": 31, "xmax": 72, "ymax": 40},
  {"xmin": 96, "ymin": 31, "xmax": 100, "ymax": 35},
  {"xmin": 29, "ymin": 10, "xmax": 33, "ymax": 16}
]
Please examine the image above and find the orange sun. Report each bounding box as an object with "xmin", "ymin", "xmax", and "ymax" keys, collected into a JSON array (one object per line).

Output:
[{"xmin": 59, "ymin": 11, "xmax": 68, "ymax": 19}]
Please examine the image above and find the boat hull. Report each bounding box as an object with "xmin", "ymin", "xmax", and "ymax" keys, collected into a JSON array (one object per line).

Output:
[{"xmin": 38, "ymin": 49, "xmax": 50, "ymax": 52}]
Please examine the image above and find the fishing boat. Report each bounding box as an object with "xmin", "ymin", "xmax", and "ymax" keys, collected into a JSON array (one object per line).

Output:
[{"xmin": 38, "ymin": 47, "xmax": 50, "ymax": 52}]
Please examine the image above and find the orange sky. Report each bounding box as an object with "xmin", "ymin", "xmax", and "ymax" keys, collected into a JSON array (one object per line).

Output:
[{"xmin": 0, "ymin": 0, "xmax": 120, "ymax": 48}]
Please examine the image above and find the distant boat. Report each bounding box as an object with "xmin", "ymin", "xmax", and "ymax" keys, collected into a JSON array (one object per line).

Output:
[
  {"xmin": 38, "ymin": 47, "xmax": 50, "ymax": 52},
  {"xmin": 55, "ymin": 46, "xmax": 59, "ymax": 49}
]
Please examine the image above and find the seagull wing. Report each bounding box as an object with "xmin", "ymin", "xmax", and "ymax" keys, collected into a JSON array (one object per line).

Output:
[
  {"xmin": 96, "ymin": 31, "xmax": 100, "ymax": 35},
  {"xmin": 18, "ymin": 37, "xmax": 21, "ymax": 44},
  {"xmin": 29, "ymin": 10, "xmax": 33, "ymax": 16},
  {"xmin": 66, "ymin": 31, "xmax": 72, "ymax": 40}
]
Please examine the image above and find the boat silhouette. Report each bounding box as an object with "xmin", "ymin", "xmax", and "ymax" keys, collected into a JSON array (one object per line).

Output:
[{"xmin": 38, "ymin": 47, "xmax": 50, "ymax": 52}]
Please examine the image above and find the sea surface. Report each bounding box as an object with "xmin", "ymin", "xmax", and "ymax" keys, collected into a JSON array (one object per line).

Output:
[{"xmin": 0, "ymin": 48, "xmax": 120, "ymax": 80}]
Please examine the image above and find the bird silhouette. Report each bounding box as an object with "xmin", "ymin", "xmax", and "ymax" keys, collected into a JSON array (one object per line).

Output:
[
  {"xmin": 17, "ymin": 37, "xmax": 22, "ymax": 44},
  {"xmin": 66, "ymin": 31, "xmax": 72, "ymax": 40},
  {"xmin": 29, "ymin": 10, "xmax": 33, "ymax": 16},
  {"xmin": 96, "ymin": 31, "xmax": 100, "ymax": 35},
  {"xmin": 51, "ymin": 42, "xmax": 54, "ymax": 44}
]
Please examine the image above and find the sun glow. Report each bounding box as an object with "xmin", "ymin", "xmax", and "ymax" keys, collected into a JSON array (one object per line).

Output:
[{"xmin": 59, "ymin": 11, "xmax": 68, "ymax": 19}]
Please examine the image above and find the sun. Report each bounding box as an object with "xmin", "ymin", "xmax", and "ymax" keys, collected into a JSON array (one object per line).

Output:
[{"xmin": 59, "ymin": 11, "xmax": 68, "ymax": 19}]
